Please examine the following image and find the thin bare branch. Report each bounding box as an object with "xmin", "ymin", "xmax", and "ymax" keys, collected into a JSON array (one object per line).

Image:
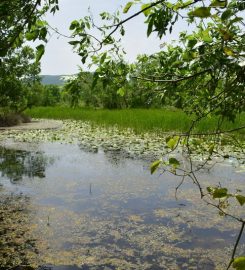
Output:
[
  {"xmin": 180, "ymin": 0, "xmax": 203, "ymax": 9},
  {"xmin": 175, "ymin": 175, "xmax": 186, "ymax": 200},
  {"xmin": 178, "ymin": 125, "xmax": 245, "ymax": 137},
  {"xmin": 47, "ymin": 23, "xmax": 72, "ymax": 39},
  {"xmin": 226, "ymin": 222, "xmax": 245, "ymax": 270},
  {"xmin": 132, "ymin": 69, "xmax": 211, "ymax": 83}
]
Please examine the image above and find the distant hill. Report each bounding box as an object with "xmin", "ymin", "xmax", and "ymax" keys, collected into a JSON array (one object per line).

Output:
[{"xmin": 41, "ymin": 75, "xmax": 71, "ymax": 86}]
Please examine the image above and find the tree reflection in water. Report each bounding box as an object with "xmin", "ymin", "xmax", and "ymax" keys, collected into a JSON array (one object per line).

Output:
[{"xmin": 0, "ymin": 146, "xmax": 53, "ymax": 183}]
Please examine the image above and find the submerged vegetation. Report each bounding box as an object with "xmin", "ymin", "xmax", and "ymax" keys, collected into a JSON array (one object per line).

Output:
[
  {"xmin": 0, "ymin": 194, "xmax": 39, "ymax": 269},
  {"xmin": 0, "ymin": 122, "xmax": 244, "ymax": 269}
]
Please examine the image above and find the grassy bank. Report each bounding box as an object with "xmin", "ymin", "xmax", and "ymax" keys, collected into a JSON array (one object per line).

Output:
[{"xmin": 26, "ymin": 107, "xmax": 245, "ymax": 134}]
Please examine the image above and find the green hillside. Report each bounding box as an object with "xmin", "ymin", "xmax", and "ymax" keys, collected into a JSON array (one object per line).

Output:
[{"xmin": 41, "ymin": 75, "xmax": 67, "ymax": 85}]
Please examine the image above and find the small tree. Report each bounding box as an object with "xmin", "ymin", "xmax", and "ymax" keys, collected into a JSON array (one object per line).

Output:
[
  {"xmin": 0, "ymin": 0, "xmax": 59, "ymax": 58},
  {"xmin": 42, "ymin": 85, "xmax": 61, "ymax": 106},
  {"xmin": 0, "ymin": 46, "xmax": 41, "ymax": 114}
]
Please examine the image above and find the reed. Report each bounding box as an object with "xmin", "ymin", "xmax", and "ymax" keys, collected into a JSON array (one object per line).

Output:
[{"xmin": 26, "ymin": 107, "xmax": 245, "ymax": 135}]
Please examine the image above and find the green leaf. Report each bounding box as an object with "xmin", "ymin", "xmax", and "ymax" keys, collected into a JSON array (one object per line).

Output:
[
  {"xmin": 187, "ymin": 39, "xmax": 197, "ymax": 48},
  {"xmin": 40, "ymin": 27, "xmax": 48, "ymax": 40},
  {"xmin": 207, "ymin": 186, "xmax": 215, "ymax": 193},
  {"xmin": 92, "ymin": 74, "xmax": 99, "ymax": 89},
  {"xmin": 69, "ymin": 41, "xmax": 80, "ymax": 46},
  {"xmin": 166, "ymin": 136, "xmax": 179, "ymax": 150},
  {"xmin": 228, "ymin": 17, "xmax": 243, "ymax": 26},
  {"xmin": 36, "ymin": 20, "xmax": 47, "ymax": 27},
  {"xmin": 151, "ymin": 160, "xmax": 161, "ymax": 174},
  {"xmin": 123, "ymin": 2, "xmax": 133, "ymax": 13},
  {"xmin": 182, "ymin": 51, "xmax": 192, "ymax": 61},
  {"xmin": 201, "ymin": 29, "xmax": 213, "ymax": 43},
  {"xmin": 233, "ymin": 257, "xmax": 245, "ymax": 270},
  {"xmin": 147, "ymin": 17, "xmax": 154, "ymax": 37},
  {"xmin": 85, "ymin": 22, "xmax": 90, "ymax": 29},
  {"xmin": 25, "ymin": 31, "xmax": 39, "ymax": 41},
  {"xmin": 177, "ymin": 0, "xmax": 192, "ymax": 9},
  {"xmin": 69, "ymin": 20, "xmax": 79, "ymax": 30},
  {"xmin": 36, "ymin": 44, "xmax": 45, "ymax": 62},
  {"xmin": 208, "ymin": 144, "xmax": 214, "ymax": 155},
  {"xmin": 213, "ymin": 188, "xmax": 228, "ymax": 199},
  {"xmin": 236, "ymin": 195, "xmax": 245, "ymax": 206},
  {"xmin": 82, "ymin": 55, "xmax": 87, "ymax": 64},
  {"xmin": 172, "ymin": 60, "xmax": 182, "ymax": 67},
  {"xmin": 224, "ymin": 47, "xmax": 234, "ymax": 56},
  {"xmin": 188, "ymin": 7, "xmax": 211, "ymax": 18},
  {"xmin": 120, "ymin": 27, "xmax": 125, "ymax": 36},
  {"xmin": 100, "ymin": 53, "xmax": 107, "ymax": 64},
  {"xmin": 168, "ymin": 157, "xmax": 180, "ymax": 168},
  {"xmin": 117, "ymin": 88, "xmax": 125, "ymax": 97},
  {"xmin": 141, "ymin": 3, "xmax": 152, "ymax": 16},
  {"xmin": 221, "ymin": 9, "xmax": 232, "ymax": 21},
  {"xmin": 210, "ymin": 0, "xmax": 226, "ymax": 8}
]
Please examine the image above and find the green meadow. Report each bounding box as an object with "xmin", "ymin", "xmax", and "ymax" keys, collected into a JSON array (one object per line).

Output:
[{"xmin": 26, "ymin": 107, "xmax": 245, "ymax": 135}]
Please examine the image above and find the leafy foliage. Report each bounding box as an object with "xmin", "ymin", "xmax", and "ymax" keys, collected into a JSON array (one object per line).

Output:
[
  {"xmin": 233, "ymin": 257, "xmax": 245, "ymax": 270},
  {"xmin": 0, "ymin": 0, "xmax": 59, "ymax": 58},
  {"xmin": 150, "ymin": 159, "xmax": 161, "ymax": 174},
  {"xmin": 0, "ymin": 46, "xmax": 41, "ymax": 114},
  {"xmin": 0, "ymin": 0, "xmax": 60, "ymax": 118},
  {"xmin": 41, "ymin": 85, "xmax": 61, "ymax": 106}
]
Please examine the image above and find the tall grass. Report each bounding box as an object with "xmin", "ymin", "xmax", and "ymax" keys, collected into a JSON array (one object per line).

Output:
[{"xmin": 26, "ymin": 106, "xmax": 245, "ymax": 135}]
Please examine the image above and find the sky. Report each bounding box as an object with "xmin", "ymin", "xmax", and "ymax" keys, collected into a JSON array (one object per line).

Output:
[{"xmin": 40, "ymin": 0, "xmax": 188, "ymax": 75}]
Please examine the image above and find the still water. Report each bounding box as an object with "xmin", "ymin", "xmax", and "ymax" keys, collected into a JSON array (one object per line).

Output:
[{"xmin": 0, "ymin": 142, "xmax": 244, "ymax": 270}]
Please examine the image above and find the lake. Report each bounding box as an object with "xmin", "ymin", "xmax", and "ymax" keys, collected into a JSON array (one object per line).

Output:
[{"xmin": 0, "ymin": 123, "xmax": 244, "ymax": 269}]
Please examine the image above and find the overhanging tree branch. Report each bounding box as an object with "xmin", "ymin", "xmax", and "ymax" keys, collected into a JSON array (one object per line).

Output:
[
  {"xmin": 178, "ymin": 125, "xmax": 245, "ymax": 137},
  {"xmin": 102, "ymin": 0, "xmax": 206, "ymax": 45},
  {"xmin": 86, "ymin": 0, "xmax": 167, "ymax": 54},
  {"xmin": 102, "ymin": 0, "xmax": 166, "ymax": 44},
  {"xmin": 4, "ymin": 0, "xmax": 40, "ymax": 50}
]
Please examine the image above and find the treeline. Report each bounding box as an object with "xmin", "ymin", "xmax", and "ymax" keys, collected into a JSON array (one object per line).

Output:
[
  {"xmin": 0, "ymin": 47, "xmax": 184, "ymax": 118},
  {"xmin": 38, "ymin": 53, "xmax": 186, "ymax": 110},
  {"xmin": 27, "ymin": 68, "xmax": 184, "ymax": 110}
]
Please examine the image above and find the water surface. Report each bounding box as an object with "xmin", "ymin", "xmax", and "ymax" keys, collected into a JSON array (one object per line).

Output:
[{"xmin": 0, "ymin": 142, "xmax": 244, "ymax": 270}]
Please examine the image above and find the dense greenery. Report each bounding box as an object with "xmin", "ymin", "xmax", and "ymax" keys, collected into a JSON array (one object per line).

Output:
[
  {"xmin": 0, "ymin": 0, "xmax": 59, "ymax": 122},
  {"xmin": 1, "ymin": 0, "xmax": 244, "ymax": 119},
  {"xmin": 69, "ymin": 0, "xmax": 245, "ymax": 122},
  {"xmin": 0, "ymin": 0, "xmax": 58, "ymax": 57},
  {"xmin": 0, "ymin": 46, "xmax": 41, "ymax": 116},
  {"xmin": 2, "ymin": 0, "xmax": 244, "ymax": 117}
]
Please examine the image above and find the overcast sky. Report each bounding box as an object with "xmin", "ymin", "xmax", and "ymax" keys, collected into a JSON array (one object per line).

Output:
[{"xmin": 40, "ymin": 0, "xmax": 188, "ymax": 75}]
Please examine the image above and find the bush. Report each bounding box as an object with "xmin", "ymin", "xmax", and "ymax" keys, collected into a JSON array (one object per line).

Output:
[{"xmin": 0, "ymin": 113, "xmax": 31, "ymax": 127}]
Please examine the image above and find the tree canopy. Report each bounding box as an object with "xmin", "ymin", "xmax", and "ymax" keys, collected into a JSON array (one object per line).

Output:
[
  {"xmin": 0, "ymin": 0, "xmax": 59, "ymax": 117},
  {"xmin": 0, "ymin": 0, "xmax": 58, "ymax": 58}
]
